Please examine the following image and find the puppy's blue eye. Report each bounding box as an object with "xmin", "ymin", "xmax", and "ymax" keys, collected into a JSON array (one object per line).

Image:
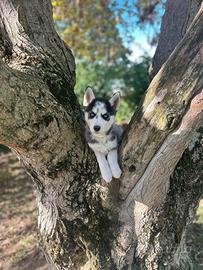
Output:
[
  {"xmin": 89, "ymin": 112, "xmax": 95, "ymax": 119},
  {"xmin": 102, "ymin": 113, "xmax": 110, "ymax": 121}
]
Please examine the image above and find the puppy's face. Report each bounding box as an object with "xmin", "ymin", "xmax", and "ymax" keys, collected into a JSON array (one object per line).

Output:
[
  {"xmin": 85, "ymin": 100, "xmax": 115, "ymax": 136},
  {"xmin": 83, "ymin": 87, "xmax": 120, "ymax": 137}
]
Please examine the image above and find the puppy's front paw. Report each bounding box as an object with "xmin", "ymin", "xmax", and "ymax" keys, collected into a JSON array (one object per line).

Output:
[
  {"xmin": 101, "ymin": 170, "xmax": 112, "ymax": 183},
  {"xmin": 112, "ymin": 166, "xmax": 122, "ymax": 179}
]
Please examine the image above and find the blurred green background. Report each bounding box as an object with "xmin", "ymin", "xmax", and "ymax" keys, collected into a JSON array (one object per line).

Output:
[{"xmin": 53, "ymin": 0, "xmax": 165, "ymax": 121}]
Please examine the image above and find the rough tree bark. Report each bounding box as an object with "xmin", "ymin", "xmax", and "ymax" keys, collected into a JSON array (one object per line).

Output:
[{"xmin": 0, "ymin": 0, "xmax": 202, "ymax": 270}]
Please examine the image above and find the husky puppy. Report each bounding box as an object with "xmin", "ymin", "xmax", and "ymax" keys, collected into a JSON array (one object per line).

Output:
[{"xmin": 83, "ymin": 86, "xmax": 123, "ymax": 183}]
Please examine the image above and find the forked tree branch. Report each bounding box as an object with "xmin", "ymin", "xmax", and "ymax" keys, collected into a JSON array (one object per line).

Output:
[
  {"xmin": 0, "ymin": 0, "xmax": 202, "ymax": 206},
  {"xmin": 0, "ymin": 0, "xmax": 203, "ymax": 269}
]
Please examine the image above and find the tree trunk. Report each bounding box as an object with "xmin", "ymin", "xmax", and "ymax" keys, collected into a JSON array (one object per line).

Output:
[
  {"xmin": 150, "ymin": 0, "xmax": 202, "ymax": 79},
  {"xmin": 0, "ymin": 1, "xmax": 202, "ymax": 269}
]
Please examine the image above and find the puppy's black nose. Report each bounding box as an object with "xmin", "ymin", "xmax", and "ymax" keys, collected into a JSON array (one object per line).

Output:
[{"xmin": 94, "ymin": 125, "xmax": 101, "ymax": 132}]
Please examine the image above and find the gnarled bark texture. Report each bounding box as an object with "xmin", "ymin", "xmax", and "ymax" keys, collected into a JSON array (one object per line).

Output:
[{"xmin": 0, "ymin": 0, "xmax": 202, "ymax": 269}]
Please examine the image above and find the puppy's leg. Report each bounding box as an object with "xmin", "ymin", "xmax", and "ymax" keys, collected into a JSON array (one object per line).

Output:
[
  {"xmin": 107, "ymin": 149, "xmax": 121, "ymax": 179},
  {"xmin": 95, "ymin": 151, "xmax": 112, "ymax": 182}
]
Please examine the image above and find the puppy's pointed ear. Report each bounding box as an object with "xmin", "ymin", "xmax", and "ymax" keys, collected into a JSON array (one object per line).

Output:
[
  {"xmin": 83, "ymin": 86, "xmax": 95, "ymax": 106},
  {"xmin": 109, "ymin": 91, "xmax": 121, "ymax": 112}
]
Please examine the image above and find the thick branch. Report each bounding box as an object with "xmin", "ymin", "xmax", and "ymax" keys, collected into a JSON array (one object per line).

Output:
[
  {"xmin": 0, "ymin": 60, "xmax": 84, "ymax": 166},
  {"xmin": 0, "ymin": 0, "xmax": 76, "ymax": 104},
  {"xmin": 0, "ymin": 1, "xmax": 100, "ymax": 241},
  {"xmin": 120, "ymin": 4, "xmax": 203, "ymax": 202},
  {"xmin": 0, "ymin": 0, "xmax": 86, "ymax": 170},
  {"xmin": 112, "ymin": 90, "xmax": 202, "ymax": 268},
  {"xmin": 125, "ymin": 90, "xmax": 202, "ymax": 208},
  {"xmin": 0, "ymin": 52, "xmax": 103, "ymax": 270},
  {"xmin": 134, "ymin": 136, "xmax": 203, "ymax": 269},
  {"xmin": 111, "ymin": 3, "xmax": 203, "ymax": 269}
]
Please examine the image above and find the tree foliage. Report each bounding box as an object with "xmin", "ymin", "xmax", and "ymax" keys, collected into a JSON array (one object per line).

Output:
[
  {"xmin": 52, "ymin": 0, "xmax": 165, "ymax": 60},
  {"xmin": 52, "ymin": 0, "xmax": 164, "ymax": 121},
  {"xmin": 52, "ymin": 0, "xmax": 127, "ymax": 62}
]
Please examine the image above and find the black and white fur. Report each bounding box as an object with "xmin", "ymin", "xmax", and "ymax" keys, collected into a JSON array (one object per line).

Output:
[{"xmin": 83, "ymin": 86, "xmax": 123, "ymax": 182}]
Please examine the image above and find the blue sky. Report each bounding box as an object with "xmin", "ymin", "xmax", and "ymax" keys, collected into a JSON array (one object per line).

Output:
[
  {"xmin": 125, "ymin": 28, "xmax": 157, "ymax": 61},
  {"xmin": 112, "ymin": 0, "xmax": 166, "ymax": 61}
]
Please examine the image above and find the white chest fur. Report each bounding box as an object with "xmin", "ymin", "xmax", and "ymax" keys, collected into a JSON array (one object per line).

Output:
[
  {"xmin": 88, "ymin": 133, "xmax": 122, "ymax": 182},
  {"xmin": 88, "ymin": 135, "xmax": 117, "ymax": 156}
]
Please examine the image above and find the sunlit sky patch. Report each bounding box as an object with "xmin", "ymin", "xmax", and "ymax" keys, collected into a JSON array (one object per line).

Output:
[{"xmin": 111, "ymin": 0, "xmax": 166, "ymax": 61}]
